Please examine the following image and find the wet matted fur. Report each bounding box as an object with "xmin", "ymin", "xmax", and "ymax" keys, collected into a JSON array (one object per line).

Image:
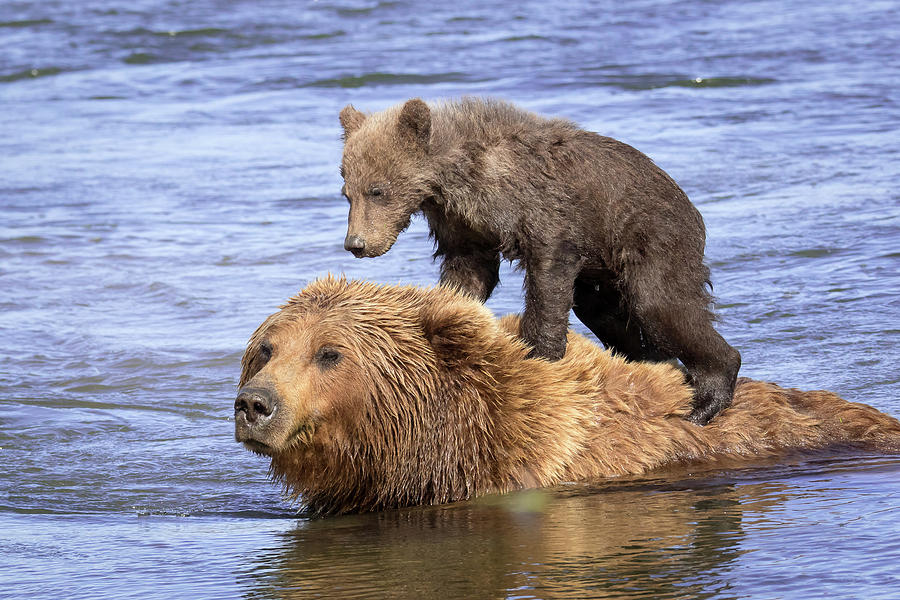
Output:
[{"xmin": 235, "ymin": 277, "xmax": 900, "ymax": 515}]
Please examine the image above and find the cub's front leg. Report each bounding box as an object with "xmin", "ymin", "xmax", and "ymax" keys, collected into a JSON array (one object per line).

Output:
[
  {"xmin": 438, "ymin": 247, "xmax": 501, "ymax": 302},
  {"xmin": 520, "ymin": 246, "xmax": 584, "ymax": 360}
]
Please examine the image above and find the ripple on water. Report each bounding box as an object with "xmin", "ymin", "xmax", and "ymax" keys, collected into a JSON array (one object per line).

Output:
[
  {"xmin": 302, "ymin": 71, "xmax": 478, "ymax": 88},
  {"xmin": 0, "ymin": 67, "xmax": 64, "ymax": 82},
  {"xmin": 332, "ymin": 2, "xmax": 403, "ymax": 17},
  {"xmin": 550, "ymin": 69, "xmax": 778, "ymax": 91},
  {"xmin": 0, "ymin": 18, "xmax": 55, "ymax": 28}
]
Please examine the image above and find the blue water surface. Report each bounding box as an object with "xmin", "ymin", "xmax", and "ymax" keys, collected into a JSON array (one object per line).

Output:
[{"xmin": 1, "ymin": 1, "xmax": 898, "ymax": 598}]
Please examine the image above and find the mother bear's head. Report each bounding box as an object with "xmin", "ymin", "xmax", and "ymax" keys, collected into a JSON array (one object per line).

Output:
[{"xmin": 234, "ymin": 276, "xmax": 504, "ymax": 514}]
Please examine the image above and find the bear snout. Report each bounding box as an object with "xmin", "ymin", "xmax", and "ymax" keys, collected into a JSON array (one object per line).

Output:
[
  {"xmin": 234, "ymin": 386, "xmax": 279, "ymax": 449},
  {"xmin": 344, "ymin": 233, "xmax": 367, "ymax": 257},
  {"xmin": 235, "ymin": 386, "xmax": 275, "ymax": 423}
]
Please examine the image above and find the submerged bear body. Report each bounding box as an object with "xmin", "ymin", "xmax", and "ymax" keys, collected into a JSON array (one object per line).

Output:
[
  {"xmin": 338, "ymin": 97, "xmax": 740, "ymax": 425},
  {"xmin": 234, "ymin": 278, "xmax": 900, "ymax": 516}
]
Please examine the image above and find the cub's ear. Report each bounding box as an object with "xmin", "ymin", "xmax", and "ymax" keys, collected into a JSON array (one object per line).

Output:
[
  {"xmin": 419, "ymin": 299, "xmax": 488, "ymax": 367},
  {"xmin": 398, "ymin": 98, "xmax": 431, "ymax": 149},
  {"xmin": 339, "ymin": 105, "xmax": 366, "ymax": 138}
]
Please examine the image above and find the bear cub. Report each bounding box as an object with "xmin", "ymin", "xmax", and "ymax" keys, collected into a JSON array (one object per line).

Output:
[{"xmin": 338, "ymin": 97, "xmax": 740, "ymax": 425}]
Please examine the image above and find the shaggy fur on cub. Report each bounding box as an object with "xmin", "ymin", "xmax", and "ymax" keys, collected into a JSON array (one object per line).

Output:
[
  {"xmin": 338, "ymin": 97, "xmax": 742, "ymax": 425},
  {"xmin": 234, "ymin": 277, "xmax": 900, "ymax": 515}
]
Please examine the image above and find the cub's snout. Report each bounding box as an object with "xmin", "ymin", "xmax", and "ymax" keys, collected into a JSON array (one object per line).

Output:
[{"xmin": 343, "ymin": 233, "xmax": 367, "ymax": 257}]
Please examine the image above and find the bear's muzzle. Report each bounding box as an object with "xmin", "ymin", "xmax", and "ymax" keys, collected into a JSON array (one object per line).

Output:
[
  {"xmin": 234, "ymin": 386, "xmax": 277, "ymax": 452},
  {"xmin": 344, "ymin": 233, "xmax": 367, "ymax": 257}
]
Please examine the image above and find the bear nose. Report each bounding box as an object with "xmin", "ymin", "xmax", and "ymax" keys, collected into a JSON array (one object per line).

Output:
[
  {"xmin": 234, "ymin": 387, "xmax": 275, "ymax": 425},
  {"xmin": 344, "ymin": 234, "xmax": 366, "ymax": 255}
]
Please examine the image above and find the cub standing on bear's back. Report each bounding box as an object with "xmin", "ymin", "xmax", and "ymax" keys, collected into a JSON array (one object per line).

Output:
[{"xmin": 338, "ymin": 97, "xmax": 741, "ymax": 425}]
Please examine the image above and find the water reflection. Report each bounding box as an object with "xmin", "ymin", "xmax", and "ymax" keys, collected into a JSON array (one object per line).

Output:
[{"xmin": 238, "ymin": 478, "xmax": 790, "ymax": 600}]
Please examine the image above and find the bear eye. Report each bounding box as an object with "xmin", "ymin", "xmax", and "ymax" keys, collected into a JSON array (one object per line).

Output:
[
  {"xmin": 314, "ymin": 346, "xmax": 342, "ymax": 369},
  {"xmin": 368, "ymin": 186, "xmax": 383, "ymax": 197},
  {"xmin": 258, "ymin": 340, "xmax": 273, "ymax": 363},
  {"xmin": 246, "ymin": 340, "xmax": 273, "ymax": 379}
]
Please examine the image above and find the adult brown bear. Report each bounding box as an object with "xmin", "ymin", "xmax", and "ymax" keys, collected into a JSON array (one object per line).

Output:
[
  {"xmin": 234, "ymin": 277, "xmax": 900, "ymax": 516},
  {"xmin": 337, "ymin": 97, "xmax": 741, "ymax": 425}
]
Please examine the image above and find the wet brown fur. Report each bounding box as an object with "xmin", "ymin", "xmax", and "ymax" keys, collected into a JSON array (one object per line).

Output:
[
  {"xmin": 339, "ymin": 97, "xmax": 741, "ymax": 425},
  {"xmin": 236, "ymin": 277, "xmax": 900, "ymax": 516}
]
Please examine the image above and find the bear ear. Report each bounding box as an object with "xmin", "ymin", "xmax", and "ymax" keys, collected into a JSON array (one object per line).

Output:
[
  {"xmin": 339, "ymin": 105, "xmax": 366, "ymax": 138},
  {"xmin": 419, "ymin": 300, "xmax": 486, "ymax": 367},
  {"xmin": 397, "ymin": 98, "xmax": 431, "ymax": 150}
]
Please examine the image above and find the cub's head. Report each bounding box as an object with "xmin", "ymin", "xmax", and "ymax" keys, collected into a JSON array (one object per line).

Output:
[
  {"xmin": 234, "ymin": 277, "xmax": 496, "ymax": 460},
  {"xmin": 339, "ymin": 98, "xmax": 434, "ymax": 258}
]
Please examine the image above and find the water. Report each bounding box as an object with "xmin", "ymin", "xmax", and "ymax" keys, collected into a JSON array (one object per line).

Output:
[{"xmin": 1, "ymin": 0, "xmax": 898, "ymax": 598}]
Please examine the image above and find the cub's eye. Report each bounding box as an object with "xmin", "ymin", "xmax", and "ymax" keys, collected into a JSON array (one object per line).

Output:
[
  {"xmin": 314, "ymin": 346, "xmax": 342, "ymax": 369},
  {"xmin": 368, "ymin": 187, "xmax": 383, "ymax": 197}
]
